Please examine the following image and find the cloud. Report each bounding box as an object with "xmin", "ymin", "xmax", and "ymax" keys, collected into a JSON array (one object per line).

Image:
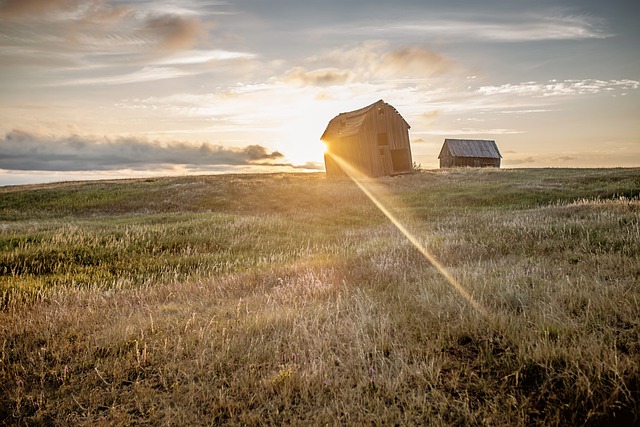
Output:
[
  {"xmin": 0, "ymin": 130, "xmax": 283, "ymax": 171},
  {"xmin": 58, "ymin": 66, "xmax": 193, "ymax": 86},
  {"xmin": 0, "ymin": 1, "xmax": 213, "ymax": 69},
  {"xmin": 422, "ymin": 110, "xmax": 441, "ymax": 121},
  {"xmin": 141, "ymin": 14, "xmax": 208, "ymax": 52},
  {"xmin": 0, "ymin": 0, "xmax": 133, "ymax": 24},
  {"xmin": 376, "ymin": 47, "xmax": 454, "ymax": 78},
  {"xmin": 157, "ymin": 49, "xmax": 256, "ymax": 66},
  {"xmin": 279, "ymin": 161, "xmax": 324, "ymax": 171},
  {"xmin": 339, "ymin": 12, "xmax": 612, "ymax": 42},
  {"xmin": 505, "ymin": 156, "xmax": 536, "ymax": 165},
  {"xmin": 413, "ymin": 128, "xmax": 524, "ymax": 136},
  {"xmin": 0, "ymin": 2, "xmax": 235, "ymax": 90},
  {"xmin": 280, "ymin": 43, "xmax": 457, "ymax": 87},
  {"xmin": 0, "ymin": 0, "xmax": 80, "ymax": 19},
  {"xmin": 406, "ymin": 78, "xmax": 640, "ymax": 123},
  {"xmin": 282, "ymin": 67, "xmax": 354, "ymax": 86},
  {"xmin": 306, "ymin": 41, "xmax": 385, "ymax": 69},
  {"xmin": 477, "ymin": 79, "xmax": 640, "ymax": 98}
]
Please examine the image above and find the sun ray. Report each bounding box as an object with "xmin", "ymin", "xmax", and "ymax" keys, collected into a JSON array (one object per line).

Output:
[{"xmin": 326, "ymin": 152, "xmax": 489, "ymax": 318}]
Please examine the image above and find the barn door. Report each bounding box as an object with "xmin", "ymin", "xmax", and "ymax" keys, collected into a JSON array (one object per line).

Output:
[
  {"xmin": 391, "ymin": 148, "xmax": 410, "ymax": 173},
  {"xmin": 378, "ymin": 145, "xmax": 392, "ymax": 176},
  {"xmin": 376, "ymin": 133, "xmax": 392, "ymax": 176}
]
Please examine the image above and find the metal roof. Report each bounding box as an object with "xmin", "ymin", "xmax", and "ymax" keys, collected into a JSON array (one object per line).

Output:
[
  {"xmin": 438, "ymin": 139, "xmax": 502, "ymax": 159},
  {"xmin": 320, "ymin": 100, "xmax": 409, "ymax": 140}
]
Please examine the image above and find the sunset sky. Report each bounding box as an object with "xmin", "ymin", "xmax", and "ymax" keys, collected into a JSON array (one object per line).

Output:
[{"xmin": 1, "ymin": 0, "xmax": 638, "ymax": 185}]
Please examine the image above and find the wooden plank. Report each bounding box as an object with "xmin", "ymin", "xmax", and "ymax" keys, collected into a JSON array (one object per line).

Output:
[{"xmin": 323, "ymin": 100, "xmax": 413, "ymax": 177}]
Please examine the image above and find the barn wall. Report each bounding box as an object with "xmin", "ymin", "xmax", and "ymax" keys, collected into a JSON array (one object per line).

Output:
[
  {"xmin": 324, "ymin": 152, "xmax": 344, "ymax": 177},
  {"xmin": 440, "ymin": 156, "xmax": 501, "ymax": 168},
  {"xmin": 439, "ymin": 157, "xmax": 453, "ymax": 168},
  {"xmin": 324, "ymin": 101, "xmax": 413, "ymax": 178},
  {"xmin": 360, "ymin": 102, "xmax": 412, "ymax": 177},
  {"xmin": 325, "ymin": 134, "xmax": 372, "ymax": 177},
  {"xmin": 362, "ymin": 111, "xmax": 386, "ymax": 177},
  {"xmin": 380, "ymin": 103, "xmax": 412, "ymax": 175}
]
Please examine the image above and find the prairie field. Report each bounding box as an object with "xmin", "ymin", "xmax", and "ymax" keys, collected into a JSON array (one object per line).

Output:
[{"xmin": 0, "ymin": 168, "xmax": 639, "ymax": 426}]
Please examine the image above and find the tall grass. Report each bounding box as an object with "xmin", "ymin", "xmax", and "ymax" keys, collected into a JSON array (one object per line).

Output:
[{"xmin": 0, "ymin": 168, "xmax": 638, "ymax": 425}]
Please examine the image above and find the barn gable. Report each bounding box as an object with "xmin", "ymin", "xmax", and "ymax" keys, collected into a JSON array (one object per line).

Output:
[
  {"xmin": 438, "ymin": 139, "xmax": 502, "ymax": 168},
  {"xmin": 321, "ymin": 100, "xmax": 409, "ymax": 140},
  {"xmin": 321, "ymin": 100, "xmax": 413, "ymax": 178}
]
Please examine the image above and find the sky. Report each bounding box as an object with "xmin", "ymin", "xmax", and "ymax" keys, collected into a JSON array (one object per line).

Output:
[{"xmin": 1, "ymin": 0, "xmax": 639, "ymax": 186}]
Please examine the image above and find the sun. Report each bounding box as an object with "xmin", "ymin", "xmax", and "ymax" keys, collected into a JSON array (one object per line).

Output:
[
  {"xmin": 282, "ymin": 134, "xmax": 326, "ymax": 166},
  {"xmin": 277, "ymin": 98, "xmax": 333, "ymax": 167}
]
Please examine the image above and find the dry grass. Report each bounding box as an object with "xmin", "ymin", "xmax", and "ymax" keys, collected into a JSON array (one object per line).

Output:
[{"xmin": 0, "ymin": 168, "xmax": 639, "ymax": 425}]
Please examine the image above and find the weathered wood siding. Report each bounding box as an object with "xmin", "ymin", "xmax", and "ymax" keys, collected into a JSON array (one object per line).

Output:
[
  {"xmin": 323, "ymin": 100, "xmax": 412, "ymax": 178},
  {"xmin": 326, "ymin": 137, "xmax": 367, "ymax": 176},
  {"xmin": 438, "ymin": 139, "xmax": 502, "ymax": 169},
  {"xmin": 439, "ymin": 156, "xmax": 501, "ymax": 168},
  {"xmin": 367, "ymin": 102, "xmax": 412, "ymax": 177}
]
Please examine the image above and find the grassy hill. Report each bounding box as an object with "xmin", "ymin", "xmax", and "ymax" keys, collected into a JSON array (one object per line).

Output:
[{"xmin": 1, "ymin": 168, "xmax": 639, "ymax": 425}]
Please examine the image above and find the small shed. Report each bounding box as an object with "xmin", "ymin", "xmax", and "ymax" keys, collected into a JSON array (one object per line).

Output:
[
  {"xmin": 321, "ymin": 100, "xmax": 413, "ymax": 178},
  {"xmin": 438, "ymin": 139, "xmax": 502, "ymax": 168}
]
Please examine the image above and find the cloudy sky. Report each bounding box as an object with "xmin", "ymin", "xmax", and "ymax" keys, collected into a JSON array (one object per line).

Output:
[{"xmin": 1, "ymin": 0, "xmax": 638, "ymax": 185}]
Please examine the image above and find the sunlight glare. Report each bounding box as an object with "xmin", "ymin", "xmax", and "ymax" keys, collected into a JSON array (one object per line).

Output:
[
  {"xmin": 278, "ymin": 97, "xmax": 335, "ymax": 166},
  {"xmin": 326, "ymin": 152, "xmax": 489, "ymax": 318},
  {"xmin": 283, "ymin": 135, "xmax": 326, "ymax": 166}
]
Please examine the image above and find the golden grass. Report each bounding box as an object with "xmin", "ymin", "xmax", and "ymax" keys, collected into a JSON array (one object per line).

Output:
[{"xmin": 0, "ymin": 169, "xmax": 638, "ymax": 425}]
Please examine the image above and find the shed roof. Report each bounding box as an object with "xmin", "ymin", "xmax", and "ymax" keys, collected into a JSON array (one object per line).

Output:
[
  {"xmin": 320, "ymin": 100, "xmax": 409, "ymax": 140},
  {"xmin": 438, "ymin": 139, "xmax": 502, "ymax": 159}
]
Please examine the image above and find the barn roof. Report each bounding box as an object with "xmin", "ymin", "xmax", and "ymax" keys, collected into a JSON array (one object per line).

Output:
[
  {"xmin": 320, "ymin": 100, "xmax": 409, "ymax": 140},
  {"xmin": 438, "ymin": 139, "xmax": 502, "ymax": 159}
]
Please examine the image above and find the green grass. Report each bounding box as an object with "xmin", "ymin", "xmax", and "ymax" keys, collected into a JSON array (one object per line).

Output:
[{"xmin": 0, "ymin": 168, "xmax": 638, "ymax": 425}]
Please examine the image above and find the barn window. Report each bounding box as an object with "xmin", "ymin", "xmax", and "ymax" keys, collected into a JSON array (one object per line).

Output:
[
  {"xmin": 377, "ymin": 133, "xmax": 388, "ymax": 146},
  {"xmin": 377, "ymin": 107, "xmax": 385, "ymax": 115},
  {"xmin": 379, "ymin": 148, "xmax": 385, "ymax": 155}
]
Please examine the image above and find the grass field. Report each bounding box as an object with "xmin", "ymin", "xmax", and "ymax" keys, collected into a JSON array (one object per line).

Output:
[{"xmin": 0, "ymin": 168, "xmax": 639, "ymax": 425}]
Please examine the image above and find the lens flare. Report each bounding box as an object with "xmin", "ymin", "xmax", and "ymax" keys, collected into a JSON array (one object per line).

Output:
[{"xmin": 326, "ymin": 152, "xmax": 488, "ymax": 318}]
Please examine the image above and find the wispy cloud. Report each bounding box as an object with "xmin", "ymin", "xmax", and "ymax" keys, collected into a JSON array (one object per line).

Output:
[
  {"xmin": 0, "ymin": 130, "xmax": 283, "ymax": 171},
  {"xmin": 375, "ymin": 47, "xmax": 455, "ymax": 78},
  {"xmin": 0, "ymin": 1, "xmax": 255, "ymax": 88},
  {"xmin": 404, "ymin": 78, "xmax": 640, "ymax": 119},
  {"xmin": 283, "ymin": 67, "xmax": 354, "ymax": 86},
  {"xmin": 477, "ymin": 79, "xmax": 640, "ymax": 97},
  {"xmin": 157, "ymin": 49, "xmax": 256, "ymax": 66},
  {"xmin": 413, "ymin": 128, "xmax": 524, "ymax": 136},
  {"xmin": 0, "ymin": 0, "xmax": 217, "ymax": 70},
  {"xmin": 339, "ymin": 12, "xmax": 612, "ymax": 42},
  {"xmin": 280, "ymin": 43, "xmax": 458, "ymax": 87},
  {"xmin": 140, "ymin": 13, "xmax": 208, "ymax": 52},
  {"xmin": 0, "ymin": 0, "xmax": 89, "ymax": 19},
  {"xmin": 57, "ymin": 66, "xmax": 193, "ymax": 86}
]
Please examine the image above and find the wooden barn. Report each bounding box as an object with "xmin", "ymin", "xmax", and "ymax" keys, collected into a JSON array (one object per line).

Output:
[
  {"xmin": 321, "ymin": 100, "xmax": 413, "ymax": 178},
  {"xmin": 438, "ymin": 139, "xmax": 502, "ymax": 168}
]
